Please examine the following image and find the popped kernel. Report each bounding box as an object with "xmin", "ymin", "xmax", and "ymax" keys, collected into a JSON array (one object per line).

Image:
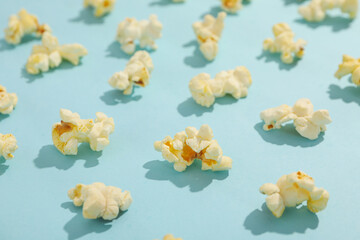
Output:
[
  {"xmin": 108, "ymin": 51, "xmax": 153, "ymax": 95},
  {"xmin": 260, "ymin": 98, "xmax": 331, "ymax": 140},
  {"xmin": 220, "ymin": 0, "xmax": 252, "ymax": 13},
  {"xmin": 68, "ymin": 182, "xmax": 132, "ymax": 220},
  {"xmin": 52, "ymin": 109, "xmax": 114, "ymax": 155},
  {"xmin": 193, "ymin": 12, "xmax": 226, "ymax": 61},
  {"xmin": 4, "ymin": 8, "xmax": 51, "ymax": 45},
  {"xmin": 0, "ymin": 133, "xmax": 18, "ymax": 160},
  {"xmin": 116, "ymin": 15, "xmax": 163, "ymax": 55},
  {"xmin": 155, "ymin": 234, "xmax": 182, "ymax": 240},
  {"xmin": 84, "ymin": 0, "xmax": 116, "ymax": 17},
  {"xmin": 0, "ymin": 85, "xmax": 18, "ymax": 115},
  {"xmin": 154, "ymin": 124, "xmax": 232, "ymax": 172},
  {"xmin": 189, "ymin": 66, "xmax": 252, "ymax": 107},
  {"xmin": 260, "ymin": 171, "xmax": 329, "ymax": 218},
  {"xmin": 263, "ymin": 23, "xmax": 306, "ymax": 64},
  {"xmin": 334, "ymin": 54, "xmax": 360, "ymax": 86}
]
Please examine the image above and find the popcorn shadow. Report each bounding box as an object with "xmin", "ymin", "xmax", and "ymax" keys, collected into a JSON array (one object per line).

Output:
[
  {"xmin": 0, "ymin": 114, "xmax": 9, "ymax": 122},
  {"xmin": 143, "ymin": 160, "xmax": 229, "ymax": 192},
  {"xmin": 0, "ymin": 38, "xmax": 15, "ymax": 51},
  {"xmin": 149, "ymin": 0, "xmax": 184, "ymax": 6},
  {"xmin": 183, "ymin": 40, "xmax": 212, "ymax": 68},
  {"xmin": 328, "ymin": 84, "xmax": 360, "ymax": 106},
  {"xmin": 0, "ymin": 35, "xmax": 39, "ymax": 52},
  {"xmin": 34, "ymin": 144, "xmax": 101, "ymax": 170},
  {"xmin": 243, "ymin": 203, "xmax": 319, "ymax": 235},
  {"xmin": 0, "ymin": 158, "xmax": 9, "ymax": 176},
  {"xmin": 100, "ymin": 90, "xmax": 142, "ymax": 105},
  {"xmin": 69, "ymin": 8, "xmax": 108, "ymax": 25},
  {"xmin": 257, "ymin": 50, "xmax": 299, "ymax": 71},
  {"xmin": 105, "ymin": 41, "xmax": 131, "ymax": 60},
  {"xmin": 283, "ymin": 0, "xmax": 304, "ymax": 6},
  {"xmin": 294, "ymin": 17, "xmax": 353, "ymax": 32}
]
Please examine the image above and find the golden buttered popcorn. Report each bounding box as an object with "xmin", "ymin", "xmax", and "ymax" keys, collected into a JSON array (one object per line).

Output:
[
  {"xmin": 335, "ymin": 54, "xmax": 360, "ymax": 86},
  {"xmin": 84, "ymin": 0, "xmax": 116, "ymax": 17},
  {"xmin": 0, "ymin": 133, "xmax": 18, "ymax": 160},
  {"xmin": 0, "ymin": 85, "xmax": 17, "ymax": 115}
]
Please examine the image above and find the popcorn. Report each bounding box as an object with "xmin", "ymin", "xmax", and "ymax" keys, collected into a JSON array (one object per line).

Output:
[
  {"xmin": 0, "ymin": 133, "xmax": 18, "ymax": 160},
  {"xmin": 260, "ymin": 171, "xmax": 329, "ymax": 218},
  {"xmin": 154, "ymin": 124, "xmax": 232, "ymax": 172},
  {"xmin": 299, "ymin": 0, "xmax": 358, "ymax": 22},
  {"xmin": 0, "ymin": 85, "xmax": 18, "ymax": 115},
  {"xmin": 189, "ymin": 66, "xmax": 252, "ymax": 107},
  {"xmin": 193, "ymin": 12, "xmax": 227, "ymax": 61},
  {"xmin": 4, "ymin": 9, "xmax": 51, "ymax": 45},
  {"xmin": 334, "ymin": 54, "xmax": 360, "ymax": 86},
  {"xmin": 155, "ymin": 234, "xmax": 182, "ymax": 240},
  {"xmin": 68, "ymin": 182, "xmax": 132, "ymax": 220},
  {"xmin": 52, "ymin": 109, "xmax": 114, "ymax": 155},
  {"xmin": 220, "ymin": 0, "xmax": 252, "ymax": 13},
  {"xmin": 108, "ymin": 51, "xmax": 153, "ymax": 95},
  {"xmin": 84, "ymin": 0, "xmax": 116, "ymax": 17},
  {"xmin": 260, "ymin": 98, "xmax": 332, "ymax": 140},
  {"xmin": 263, "ymin": 23, "xmax": 306, "ymax": 64},
  {"xmin": 116, "ymin": 15, "xmax": 163, "ymax": 55},
  {"xmin": 26, "ymin": 32, "xmax": 87, "ymax": 74}
]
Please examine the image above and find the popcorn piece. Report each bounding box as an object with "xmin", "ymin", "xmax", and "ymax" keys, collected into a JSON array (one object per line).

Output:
[
  {"xmin": 155, "ymin": 234, "xmax": 183, "ymax": 240},
  {"xmin": 189, "ymin": 66, "xmax": 252, "ymax": 107},
  {"xmin": 0, "ymin": 85, "xmax": 18, "ymax": 115},
  {"xmin": 4, "ymin": 8, "xmax": 51, "ymax": 45},
  {"xmin": 260, "ymin": 171, "xmax": 329, "ymax": 218},
  {"xmin": 108, "ymin": 51, "xmax": 153, "ymax": 95},
  {"xmin": 116, "ymin": 15, "xmax": 163, "ymax": 55},
  {"xmin": 193, "ymin": 12, "xmax": 226, "ymax": 61},
  {"xmin": 334, "ymin": 54, "xmax": 360, "ymax": 86},
  {"xmin": 220, "ymin": 0, "xmax": 252, "ymax": 13},
  {"xmin": 0, "ymin": 133, "xmax": 18, "ymax": 160},
  {"xmin": 154, "ymin": 124, "xmax": 232, "ymax": 172},
  {"xmin": 52, "ymin": 109, "xmax": 114, "ymax": 155},
  {"xmin": 84, "ymin": 0, "xmax": 116, "ymax": 17},
  {"xmin": 260, "ymin": 98, "xmax": 331, "ymax": 140},
  {"xmin": 263, "ymin": 23, "xmax": 306, "ymax": 64},
  {"xmin": 26, "ymin": 32, "xmax": 87, "ymax": 74},
  {"xmin": 68, "ymin": 182, "xmax": 132, "ymax": 220}
]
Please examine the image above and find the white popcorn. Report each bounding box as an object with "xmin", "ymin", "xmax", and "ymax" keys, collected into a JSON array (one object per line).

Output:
[
  {"xmin": 4, "ymin": 8, "xmax": 51, "ymax": 45},
  {"xmin": 335, "ymin": 54, "xmax": 360, "ymax": 86},
  {"xmin": 155, "ymin": 234, "xmax": 182, "ymax": 240},
  {"xmin": 263, "ymin": 23, "xmax": 306, "ymax": 64},
  {"xmin": 84, "ymin": 0, "xmax": 116, "ymax": 17},
  {"xmin": 0, "ymin": 85, "xmax": 18, "ymax": 115},
  {"xmin": 193, "ymin": 12, "xmax": 226, "ymax": 61},
  {"xmin": 260, "ymin": 171, "xmax": 329, "ymax": 218},
  {"xmin": 68, "ymin": 182, "xmax": 132, "ymax": 220},
  {"xmin": 154, "ymin": 124, "xmax": 232, "ymax": 172},
  {"xmin": 220, "ymin": 0, "xmax": 252, "ymax": 13},
  {"xmin": 0, "ymin": 133, "xmax": 18, "ymax": 160},
  {"xmin": 260, "ymin": 98, "xmax": 332, "ymax": 140},
  {"xmin": 299, "ymin": 0, "xmax": 358, "ymax": 22},
  {"xmin": 26, "ymin": 32, "xmax": 88, "ymax": 75},
  {"xmin": 116, "ymin": 15, "xmax": 163, "ymax": 55},
  {"xmin": 108, "ymin": 51, "xmax": 153, "ymax": 95},
  {"xmin": 52, "ymin": 109, "xmax": 114, "ymax": 155}
]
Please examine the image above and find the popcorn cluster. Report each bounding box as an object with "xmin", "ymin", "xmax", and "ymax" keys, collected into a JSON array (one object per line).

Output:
[
  {"xmin": 335, "ymin": 54, "xmax": 360, "ymax": 86},
  {"xmin": 0, "ymin": 133, "xmax": 18, "ymax": 160},
  {"xmin": 116, "ymin": 15, "xmax": 163, "ymax": 55},
  {"xmin": 189, "ymin": 66, "xmax": 252, "ymax": 107},
  {"xmin": 68, "ymin": 182, "xmax": 132, "ymax": 220},
  {"xmin": 0, "ymin": 85, "xmax": 18, "ymax": 115},
  {"xmin": 108, "ymin": 51, "xmax": 154, "ymax": 95},
  {"xmin": 52, "ymin": 109, "xmax": 114, "ymax": 155},
  {"xmin": 260, "ymin": 98, "xmax": 332, "ymax": 140},
  {"xmin": 260, "ymin": 171, "xmax": 329, "ymax": 218},
  {"xmin": 193, "ymin": 12, "xmax": 226, "ymax": 61},
  {"xmin": 220, "ymin": 0, "xmax": 252, "ymax": 13},
  {"xmin": 263, "ymin": 23, "xmax": 306, "ymax": 64},
  {"xmin": 155, "ymin": 234, "xmax": 182, "ymax": 240},
  {"xmin": 26, "ymin": 32, "xmax": 88, "ymax": 74},
  {"xmin": 4, "ymin": 9, "xmax": 51, "ymax": 45},
  {"xmin": 154, "ymin": 124, "xmax": 232, "ymax": 172},
  {"xmin": 84, "ymin": 0, "xmax": 116, "ymax": 17}
]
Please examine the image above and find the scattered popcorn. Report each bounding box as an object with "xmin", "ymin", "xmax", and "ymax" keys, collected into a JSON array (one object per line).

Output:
[
  {"xmin": 0, "ymin": 85, "xmax": 18, "ymax": 115},
  {"xmin": 299, "ymin": 0, "xmax": 358, "ymax": 22},
  {"xmin": 108, "ymin": 51, "xmax": 153, "ymax": 95},
  {"xmin": 84, "ymin": 0, "xmax": 115, "ymax": 17},
  {"xmin": 260, "ymin": 98, "xmax": 331, "ymax": 140},
  {"xmin": 335, "ymin": 54, "xmax": 360, "ymax": 86},
  {"xmin": 189, "ymin": 66, "xmax": 252, "ymax": 107},
  {"xmin": 68, "ymin": 182, "xmax": 132, "ymax": 220},
  {"xmin": 220, "ymin": 0, "xmax": 252, "ymax": 13},
  {"xmin": 116, "ymin": 15, "xmax": 163, "ymax": 55},
  {"xmin": 263, "ymin": 23, "xmax": 306, "ymax": 64},
  {"xmin": 0, "ymin": 133, "xmax": 18, "ymax": 160},
  {"xmin": 193, "ymin": 12, "xmax": 226, "ymax": 61},
  {"xmin": 260, "ymin": 171, "xmax": 329, "ymax": 218},
  {"xmin": 154, "ymin": 124, "xmax": 232, "ymax": 172},
  {"xmin": 155, "ymin": 234, "xmax": 182, "ymax": 240},
  {"xmin": 52, "ymin": 109, "xmax": 114, "ymax": 155}
]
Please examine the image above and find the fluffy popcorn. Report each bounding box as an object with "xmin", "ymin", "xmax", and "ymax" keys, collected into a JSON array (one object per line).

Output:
[
  {"xmin": 0, "ymin": 85, "xmax": 18, "ymax": 115},
  {"xmin": 0, "ymin": 133, "xmax": 18, "ymax": 160},
  {"xmin": 299, "ymin": 0, "xmax": 358, "ymax": 22},
  {"xmin": 116, "ymin": 15, "xmax": 163, "ymax": 55},
  {"xmin": 84, "ymin": 0, "xmax": 115, "ymax": 17},
  {"xmin": 260, "ymin": 98, "xmax": 332, "ymax": 140},
  {"xmin": 4, "ymin": 8, "xmax": 51, "ymax": 45},
  {"xmin": 220, "ymin": 0, "xmax": 252, "ymax": 13},
  {"xmin": 189, "ymin": 66, "xmax": 252, "ymax": 107},
  {"xmin": 193, "ymin": 12, "xmax": 227, "ymax": 61},
  {"xmin": 334, "ymin": 54, "xmax": 360, "ymax": 86},
  {"xmin": 263, "ymin": 23, "xmax": 306, "ymax": 64},
  {"xmin": 260, "ymin": 171, "xmax": 329, "ymax": 218},
  {"xmin": 155, "ymin": 234, "xmax": 182, "ymax": 240},
  {"xmin": 68, "ymin": 182, "xmax": 132, "ymax": 220},
  {"xmin": 154, "ymin": 124, "xmax": 232, "ymax": 172},
  {"xmin": 52, "ymin": 109, "xmax": 114, "ymax": 155},
  {"xmin": 108, "ymin": 51, "xmax": 153, "ymax": 95}
]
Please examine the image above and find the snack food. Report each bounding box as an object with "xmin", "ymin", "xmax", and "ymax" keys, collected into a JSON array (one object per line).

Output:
[
  {"xmin": 0, "ymin": 85, "xmax": 18, "ymax": 115},
  {"xmin": 84, "ymin": 0, "xmax": 116, "ymax": 17},
  {"xmin": 155, "ymin": 234, "xmax": 182, "ymax": 240},
  {"xmin": 220, "ymin": 0, "xmax": 252, "ymax": 13},
  {"xmin": 334, "ymin": 54, "xmax": 360, "ymax": 85},
  {"xmin": 0, "ymin": 133, "xmax": 18, "ymax": 160}
]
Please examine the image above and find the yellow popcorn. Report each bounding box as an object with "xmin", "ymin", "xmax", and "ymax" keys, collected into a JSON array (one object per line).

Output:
[
  {"xmin": 334, "ymin": 54, "xmax": 360, "ymax": 86},
  {"xmin": 189, "ymin": 66, "xmax": 252, "ymax": 107},
  {"xmin": 0, "ymin": 133, "xmax": 18, "ymax": 160},
  {"xmin": 220, "ymin": 0, "xmax": 252, "ymax": 13},
  {"xmin": 108, "ymin": 51, "xmax": 153, "ymax": 95},
  {"xmin": 193, "ymin": 12, "xmax": 226, "ymax": 61},
  {"xmin": 68, "ymin": 182, "xmax": 132, "ymax": 220},
  {"xmin": 260, "ymin": 98, "xmax": 331, "ymax": 140},
  {"xmin": 260, "ymin": 171, "xmax": 329, "ymax": 218},
  {"xmin": 154, "ymin": 124, "xmax": 232, "ymax": 172},
  {"xmin": 52, "ymin": 109, "xmax": 114, "ymax": 155},
  {"xmin": 155, "ymin": 234, "xmax": 182, "ymax": 240},
  {"xmin": 84, "ymin": 0, "xmax": 115, "ymax": 17},
  {"xmin": 116, "ymin": 15, "xmax": 163, "ymax": 55},
  {"xmin": 263, "ymin": 23, "xmax": 306, "ymax": 64},
  {"xmin": 0, "ymin": 85, "xmax": 18, "ymax": 115}
]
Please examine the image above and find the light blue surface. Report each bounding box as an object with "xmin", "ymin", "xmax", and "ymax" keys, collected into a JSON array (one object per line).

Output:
[{"xmin": 0, "ymin": 0, "xmax": 359, "ymax": 239}]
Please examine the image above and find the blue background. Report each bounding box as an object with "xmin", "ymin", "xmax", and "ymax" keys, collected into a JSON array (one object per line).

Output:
[{"xmin": 0, "ymin": 0, "xmax": 359, "ymax": 239}]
